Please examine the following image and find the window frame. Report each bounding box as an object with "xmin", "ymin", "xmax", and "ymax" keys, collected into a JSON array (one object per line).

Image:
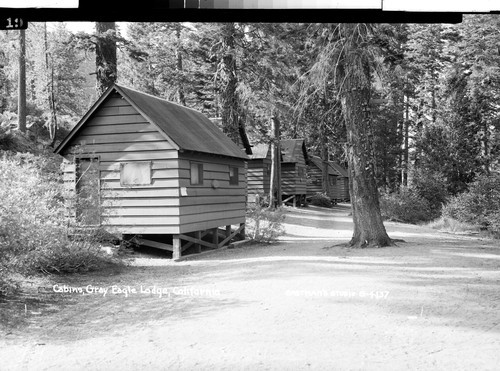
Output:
[
  {"xmin": 120, "ymin": 161, "xmax": 152, "ymax": 187},
  {"xmin": 229, "ymin": 166, "xmax": 239, "ymax": 186},
  {"xmin": 190, "ymin": 162, "xmax": 204, "ymax": 185}
]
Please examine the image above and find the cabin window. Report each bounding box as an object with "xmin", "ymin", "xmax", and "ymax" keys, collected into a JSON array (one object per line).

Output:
[
  {"xmin": 329, "ymin": 176, "xmax": 337, "ymax": 186},
  {"xmin": 190, "ymin": 162, "xmax": 204, "ymax": 185},
  {"xmin": 120, "ymin": 161, "xmax": 152, "ymax": 186},
  {"xmin": 229, "ymin": 166, "xmax": 239, "ymax": 185}
]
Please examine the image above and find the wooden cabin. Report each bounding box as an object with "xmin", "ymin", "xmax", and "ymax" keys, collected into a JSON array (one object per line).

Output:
[
  {"xmin": 280, "ymin": 139, "xmax": 309, "ymax": 207},
  {"xmin": 55, "ymin": 84, "xmax": 248, "ymax": 260},
  {"xmin": 247, "ymin": 143, "xmax": 272, "ymax": 203},
  {"xmin": 307, "ymin": 156, "xmax": 339, "ymax": 201},
  {"xmin": 330, "ymin": 161, "xmax": 350, "ymax": 202}
]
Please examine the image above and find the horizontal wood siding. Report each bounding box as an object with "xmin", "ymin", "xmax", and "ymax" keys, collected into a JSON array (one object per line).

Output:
[
  {"xmin": 307, "ymin": 163, "xmax": 323, "ymax": 195},
  {"xmin": 281, "ymin": 163, "xmax": 307, "ymax": 196},
  {"xmin": 281, "ymin": 163, "xmax": 297, "ymax": 195},
  {"xmin": 296, "ymin": 164, "xmax": 307, "ymax": 195},
  {"xmin": 178, "ymin": 152, "xmax": 246, "ymax": 233},
  {"xmin": 247, "ymin": 158, "xmax": 271, "ymax": 196},
  {"xmin": 61, "ymin": 95, "xmax": 182, "ymax": 234},
  {"xmin": 307, "ymin": 163, "xmax": 339, "ymax": 199}
]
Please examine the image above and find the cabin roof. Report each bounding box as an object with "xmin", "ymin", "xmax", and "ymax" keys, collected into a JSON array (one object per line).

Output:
[
  {"xmin": 280, "ymin": 139, "xmax": 309, "ymax": 163},
  {"xmin": 309, "ymin": 156, "xmax": 339, "ymax": 176},
  {"xmin": 330, "ymin": 161, "xmax": 349, "ymax": 177},
  {"xmin": 55, "ymin": 84, "xmax": 247, "ymax": 160},
  {"xmin": 248, "ymin": 143, "xmax": 270, "ymax": 159}
]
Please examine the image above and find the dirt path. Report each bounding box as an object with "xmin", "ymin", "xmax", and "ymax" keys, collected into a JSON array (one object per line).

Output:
[{"xmin": 1, "ymin": 205, "xmax": 499, "ymax": 370}]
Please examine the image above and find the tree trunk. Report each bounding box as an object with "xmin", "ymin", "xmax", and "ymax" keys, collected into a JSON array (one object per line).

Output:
[
  {"xmin": 43, "ymin": 23, "xmax": 58, "ymax": 146},
  {"xmin": 338, "ymin": 24, "xmax": 393, "ymax": 248},
  {"xmin": 174, "ymin": 23, "xmax": 187, "ymax": 106},
  {"xmin": 269, "ymin": 116, "xmax": 282, "ymax": 208},
  {"xmin": 18, "ymin": 29, "xmax": 26, "ymax": 133},
  {"xmin": 402, "ymin": 92, "xmax": 409, "ymax": 186},
  {"xmin": 321, "ymin": 123, "xmax": 330, "ymax": 195},
  {"xmin": 95, "ymin": 22, "xmax": 117, "ymax": 95},
  {"xmin": 219, "ymin": 23, "xmax": 240, "ymax": 145}
]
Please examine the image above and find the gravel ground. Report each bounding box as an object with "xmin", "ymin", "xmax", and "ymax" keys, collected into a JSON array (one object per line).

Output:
[{"xmin": 1, "ymin": 204, "xmax": 499, "ymax": 370}]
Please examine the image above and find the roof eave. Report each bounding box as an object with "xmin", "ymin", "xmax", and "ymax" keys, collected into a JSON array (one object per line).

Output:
[{"xmin": 54, "ymin": 85, "xmax": 116, "ymax": 154}]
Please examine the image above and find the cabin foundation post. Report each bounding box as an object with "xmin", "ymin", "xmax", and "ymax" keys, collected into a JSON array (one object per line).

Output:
[
  {"xmin": 239, "ymin": 222, "xmax": 245, "ymax": 240},
  {"xmin": 293, "ymin": 196, "xmax": 297, "ymax": 208},
  {"xmin": 173, "ymin": 235, "xmax": 181, "ymax": 260},
  {"xmin": 212, "ymin": 228, "xmax": 219, "ymax": 248},
  {"xmin": 225, "ymin": 225, "xmax": 231, "ymax": 239},
  {"xmin": 194, "ymin": 230, "xmax": 202, "ymax": 253}
]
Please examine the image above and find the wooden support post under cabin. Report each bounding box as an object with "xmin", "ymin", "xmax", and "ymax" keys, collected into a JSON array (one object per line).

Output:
[
  {"xmin": 194, "ymin": 230, "xmax": 202, "ymax": 253},
  {"xmin": 239, "ymin": 222, "xmax": 245, "ymax": 240},
  {"xmin": 225, "ymin": 225, "xmax": 231, "ymax": 239},
  {"xmin": 212, "ymin": 228, "xmax": 219, "ymax": 248},
  {"xmin": 173, "ymin": 235, "xmax": 181, "ymax": 260}
]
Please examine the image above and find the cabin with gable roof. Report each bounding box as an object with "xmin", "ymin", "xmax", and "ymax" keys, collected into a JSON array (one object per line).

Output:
[
  {"xmin": 55, "ymin": 84, "xmax": 248, "ymax": 260},
  {"xmin": 280, "ymin": 139, "xmax": 309, "ymax": 207}
]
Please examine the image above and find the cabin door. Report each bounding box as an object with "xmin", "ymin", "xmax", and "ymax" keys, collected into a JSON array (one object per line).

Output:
[{"xmin": 75, "ymin": 157, "xmax": 100, "ymax": 226}]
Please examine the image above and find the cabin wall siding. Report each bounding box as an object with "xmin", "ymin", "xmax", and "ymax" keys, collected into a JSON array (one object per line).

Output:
[
  {"xmin": 61, "ymin": 95, "xmax": 182, "ymax": 235},
  {"xmin": 307, "ymin": 162, "xmax": 339, "ymax": 199},
  {"xmin": 178, "ymin": 152, "xmax": 247, "ymax": 234},
  {"xmin": 247, "ymin": 158, "xmax": 271, "ymax": 197},
  {"xmin": 307, "ymin": 163, "xmax": 324, "ymax": 195},
  {"xmin": 281, "ymin": 163, "xmax": 307, "ymax": 195}
]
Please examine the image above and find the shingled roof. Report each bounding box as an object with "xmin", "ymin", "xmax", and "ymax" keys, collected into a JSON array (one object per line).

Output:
[{"xmin": 55, "ymin": 84, "xmax": 247, "ymax": 159}]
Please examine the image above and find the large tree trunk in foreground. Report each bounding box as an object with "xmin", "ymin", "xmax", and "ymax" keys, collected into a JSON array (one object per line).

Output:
[
  {"xmin": 95, "ymin": 22, "xmax": 117, "ymax": 95},
  {"xmin": 339, "ymin": 24, "xmax": 393, "ymax": 248}
]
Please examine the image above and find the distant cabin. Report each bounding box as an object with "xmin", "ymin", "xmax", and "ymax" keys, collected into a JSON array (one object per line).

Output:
[
  {"xmin": 247, "ymin": 143, "xmax": 272, "ymax": 203},
  {"xmin": 55, "ymin": 84, "xmax": 248, "ymax": 260},
  {"xmin": 330, "ymin": 161, "xmax": 350, "ymax": 202},
  {"xmin": 307, "ymin": 156, "xmax": 340, "ymax": 201},
  {"xmin": 280, "ymin": 139, "xmax": 309, "ymax": 207}
]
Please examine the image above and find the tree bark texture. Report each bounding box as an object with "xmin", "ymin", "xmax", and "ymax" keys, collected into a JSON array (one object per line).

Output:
[
  {"xmin": 338, "ymin": 24, "xmax": 393, "ymax": 247},
  {"xmin": 175, "ymin": 23, "xmax": 187, "ymax": 106},
  {"xmin": 95, "ymin": 22, "xmax": 117, "ymax": 95},
  {"xmin": 219, "ymin": 23, "xmax": 244, "ymax": 147},
  {"xmin": 18, "ymin": 29, "xmax": 26, "ymax": 133}
]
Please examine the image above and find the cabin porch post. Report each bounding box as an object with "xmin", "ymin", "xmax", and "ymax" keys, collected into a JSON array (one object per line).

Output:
[
  {"xmin": 212, "ymin": 228, "xmax": 219, "ymax": 248},
  {"xmin": 239, "ymin": 222, "xmax": 245, "ymax": 240}
]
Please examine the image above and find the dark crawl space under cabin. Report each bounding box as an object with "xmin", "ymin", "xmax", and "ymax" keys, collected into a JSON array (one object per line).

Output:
[{"xmin": 55, "ymin": 84, "xmax": 248, "ymax": 260}]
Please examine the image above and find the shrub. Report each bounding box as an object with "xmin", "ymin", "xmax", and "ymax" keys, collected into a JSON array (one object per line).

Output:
[
  {"xmin": 0, "ymin": 153, "xmax": 119, "ymax": 294},
  {"xmin": 379, "ymin": 187, "xmax": 433, "ymax": 223},
  {"xmin": 411, "ymin": 168, "xmax": 449, "ymax": 217},
  {"xmin": 246, "ymin": 202, "xmax": 286, "ymax": 243},
  {"xmin": 309, "ymin": 192, "xmax": 335, "ymax": 208},
  {"xmin": 442, "ymin": 174, "xmax": 500, "ymax": 233},
  {"xmin": 0, "ymin": 122, "xmax": 13, "ymax": 150}
]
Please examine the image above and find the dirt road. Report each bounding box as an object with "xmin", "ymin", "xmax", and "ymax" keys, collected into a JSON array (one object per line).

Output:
[{"xmin": 1, "ymin": 205, "xmax": 499, "ymax": 370}]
